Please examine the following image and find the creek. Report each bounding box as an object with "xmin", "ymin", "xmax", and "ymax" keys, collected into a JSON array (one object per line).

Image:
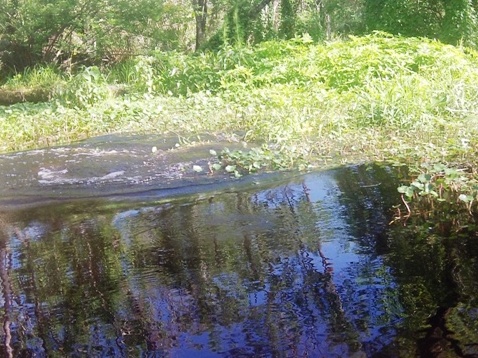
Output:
[{"xmin": 0, "ymin": 135, "xmax": 477, "ymax": 357}]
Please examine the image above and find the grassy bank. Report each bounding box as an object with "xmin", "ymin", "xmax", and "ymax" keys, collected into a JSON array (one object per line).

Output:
[{"xmin": 1, "ymin": 32, "xmax": 478, "ymax": 171}]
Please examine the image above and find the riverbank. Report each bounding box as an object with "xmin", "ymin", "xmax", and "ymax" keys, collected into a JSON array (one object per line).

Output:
[{"xmin": 1, "ymin": 33, "xmax": 478, "ymax": 170}]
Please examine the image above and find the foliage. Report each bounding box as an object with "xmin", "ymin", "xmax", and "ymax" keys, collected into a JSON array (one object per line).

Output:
[
  {"xmin": 0, "ymin": 0, "xmax": 173, "ymax": 73},
  {"xmin": 0, "ymin": 65, "xmax": 64, "ymax": 105},
  {"xmin": 363, "ymin": 0, "xmax": 443, "ymax": 38},
  {"xmin": 55, "ymin": 66, "xmax": 110, "ymax": 109},
  {"xmin": 210, "ymin": 145, "xmax": 307, "ymax": 177},
  {"xmin": 279, "ymin": 0, "xmax": 296, "ymax": 39},
  {"xmin": 441, "ymin": 0, "xmax": 478, "ymax": 47},
  {"xmin": 2, "ymin": 34, "xmax": 478, "ymax": 184},
  {"xmin": 395, "ymin": 162, "xmax": 478, "ymax": 225},
  {"xmin": 363, "ymin": 0, "xmax": 478, "ymax": 47},
  {"xmin": 1, "ymin": 65, "xmax": 65, "ymax": 89},
  {"xmin": 3, "ymin": 0, "xmax": 478, "ymax": 77},
  {"xmin": 107, "ymin": 56, "xmax": 156, "ymax": 94}
]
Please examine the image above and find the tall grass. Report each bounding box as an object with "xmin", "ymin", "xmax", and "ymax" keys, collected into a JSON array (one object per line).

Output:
[{"xmin": 1, "ymin": 65, "xmax": 65, "ymax": 89}]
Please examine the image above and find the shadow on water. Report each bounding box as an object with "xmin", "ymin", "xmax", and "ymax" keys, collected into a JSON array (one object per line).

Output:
[{"xmin": 0, "ymin": 164, "xmax": 477, "ymax": 357}]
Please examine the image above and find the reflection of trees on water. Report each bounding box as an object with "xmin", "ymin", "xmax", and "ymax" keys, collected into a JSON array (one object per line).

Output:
[
  {"xmin": 0, "ymin": 218, "xmax": 43, "ymax": 357},
  {"xmin": 0, "ymin": 180, "xmax": 367, "ymax": 356},
  {"xmin": 258, "ymin": 182, "xmax": 363, "ymax": 353},
  {"xmin": 332, "ymin": 164, "xmax": 402, "ymax": 254},
  {"xmin": 2, "ymin": 166, "xmax": 475, "ymax": 356},
  {"xmin": 386, "ymin": 219, "xmax": 478, "ymax": 356},
  {"xmin": 333, "ymin": 164, "xmax": 478, "ymax": 356},
  {"xmin": 120, "ymin": 189, "xmax": 333, "ymax": 355},
  {"xmin": 0, "ymin": 237, "xmax": 14, "ymax": 358},
  {"xmin": 110, "ymin": 175, "xmax": 401, "ymax": 356}
]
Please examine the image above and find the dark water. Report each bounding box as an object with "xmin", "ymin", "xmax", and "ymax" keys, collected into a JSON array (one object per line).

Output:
[{"xmin": 0, "ymin": 164, "xmax": 477, "ymax": 357}]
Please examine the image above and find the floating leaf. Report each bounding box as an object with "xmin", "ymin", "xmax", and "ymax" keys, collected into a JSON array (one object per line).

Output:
[
  {"xmin": 212, "ymin": 163, "xmax": 222, "ymax": 171},
  {"xmin": 193, "ymin": 165, "xmax": 203, "ymax": 172},
  {"xmin": 209, "ymin": 149, "xmax": 217, "ymax": 156}
]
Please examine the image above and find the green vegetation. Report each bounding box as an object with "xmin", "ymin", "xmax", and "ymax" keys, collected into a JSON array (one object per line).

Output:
[
  {"xmin": 2, "ymin": 0, "xmax": 478, "ymax": 73},
  {"xmin": 2, "ymin": 32, "xmax": 478, "ymax": 221},
  {"xmin": 398, "ymin": 164, "xmax": 478, "ymax": 213},
  {"xmin": 2, "ymin": 2, "xmax": 478, "ymax": 352},
  {"xmin": 1, "ymin": 33, "xmax": 477, "ymax": 160}
]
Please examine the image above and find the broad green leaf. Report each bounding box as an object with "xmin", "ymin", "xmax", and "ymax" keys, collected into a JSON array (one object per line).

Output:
[
  {"xmin": 417, "ymin": 173, "xmax": 431, "ymax": 183},
  {"xmin": 411, "ymin": 181, "xmax": 424, "ymax": 190}
]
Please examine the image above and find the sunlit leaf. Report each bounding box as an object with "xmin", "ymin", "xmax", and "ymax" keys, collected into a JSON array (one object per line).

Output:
[
  {"xmin": 417, "ymin": 173, "xmax": 431, "ymax": 183},
  {"xmin": 458, "ymin": 194, "xmax": 472, "ymax": 203},
  {"xmin": 411, "ymin": 181, "xmax": 424, "ymax": 190}
]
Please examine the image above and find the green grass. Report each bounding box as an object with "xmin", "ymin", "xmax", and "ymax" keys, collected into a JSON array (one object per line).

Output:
[
  {"xmin": 1, "ymin": 65, "xmax": 65, "ymax": 89},
  {"xmin": 1, "ymin": 32, "xmax": 478, "ymax": 174}
]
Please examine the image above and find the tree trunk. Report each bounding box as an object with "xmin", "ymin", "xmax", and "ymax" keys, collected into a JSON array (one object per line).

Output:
[{"xmin": 194, "ymin": 0, "xmax": 208, "ymax": 51}]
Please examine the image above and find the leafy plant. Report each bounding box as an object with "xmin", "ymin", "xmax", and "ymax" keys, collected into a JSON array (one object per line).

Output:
[
  {"xmin": 55, "ymin": 66, "xmax": 109, "ymax": 109},
  {"xmin": 396, "ymin": 163, "xmax": 478, "ymax": 218},
  {"xmin": 210, "ymin": 145, "xmax": 306, "ymax": 177}
]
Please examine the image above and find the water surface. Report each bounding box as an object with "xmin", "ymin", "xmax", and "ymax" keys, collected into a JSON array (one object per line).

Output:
[{"xmin": 0, "ymin": 164, "xmax": 477, "ymax": 357}]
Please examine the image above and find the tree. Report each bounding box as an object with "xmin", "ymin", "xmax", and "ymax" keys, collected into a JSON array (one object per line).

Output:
[
  {"xmin": 363, "ymin": 0, "xmax": 478, "ymax": 46},
  {"xmin": 193, "ymin": 0, "xmax": 208, "ymax": 50},
  {"xmin": 363, "ymin": 0, "xmax": 443, "ymax": 38},
  {"xmin": 0, "ymin": 0, "xmax": 166, "ymax": 72},
  {"xmin": 441, "ymin": 0, "xmax": 478, "ymax": 47},
  {"xmin": 279, "ymin": 0, "xmax": 295, "ymax": 39}
]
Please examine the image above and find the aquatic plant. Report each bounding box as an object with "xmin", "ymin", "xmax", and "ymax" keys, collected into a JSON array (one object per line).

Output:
[
  {"xmin": 395, "ymin": 162, "xmax": 478, "ymax": 226},
  {"xmin": 210, "ymin": 145, "xmax": 308, "ymax": 177}
]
